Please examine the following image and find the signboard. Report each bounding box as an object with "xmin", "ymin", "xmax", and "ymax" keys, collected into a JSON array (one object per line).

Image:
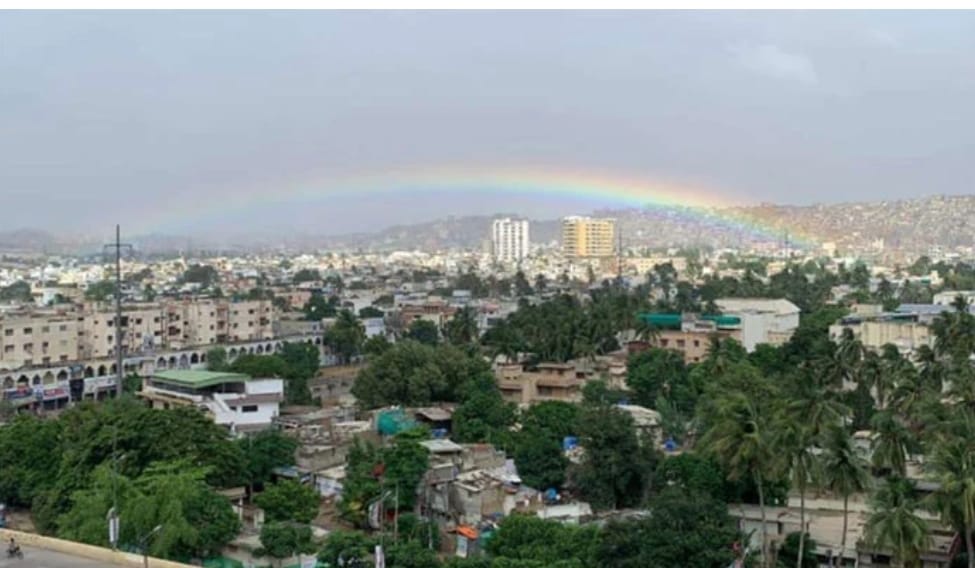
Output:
[{"xmin": 43, "ymin": 387, "xmax": 68, "ymax": 400}]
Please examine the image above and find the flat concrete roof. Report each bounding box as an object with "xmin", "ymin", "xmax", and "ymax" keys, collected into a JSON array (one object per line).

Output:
[{"xmin": 152, "ymin": 370, "xmax": 249, "ymax": 389}]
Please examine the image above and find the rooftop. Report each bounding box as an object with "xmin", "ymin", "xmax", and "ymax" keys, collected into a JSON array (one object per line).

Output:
[{"xmin": 152, "ymin": 370, "xmax": 250, "ymax": 389}]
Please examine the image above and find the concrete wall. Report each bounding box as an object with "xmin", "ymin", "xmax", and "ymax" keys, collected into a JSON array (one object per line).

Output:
[{"xmin": 0, "ymin": 528, "xmax": 194, "ymax": 568}]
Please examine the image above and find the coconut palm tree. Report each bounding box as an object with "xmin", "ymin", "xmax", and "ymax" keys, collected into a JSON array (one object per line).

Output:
[
  {"xmin": 785, "ymin": 371, "xmax": 847, "ymax": 439},
  {"xmin": 443, "ymin": 306, "xmax": 479, "ymax": 346},
  {"xmin": 914, "ymin": 345, "xmax": 946, "ymax": 395},
  {"xmin": 865, "ymin": 476, "xmax": 930, "ymax": 568},
  {"xmin": 632, "ymin": 316, "xmax": 659, "ymax": 344},
  {"xmin": 870, "ymin": 410, "xmax": 913, "ymax": 477},
  {"xmin": 822, "ymin": 426, "xmax": 871, "ymax": 567},
  {"xmin": 774, "ymin": 417, "xmax": 820, "ymax": 568},
  {"xmin": 926, "ymin": 409, "xmax": 975, "ymax": 568},
  {"xmin": 699, "ymin": 392, "xmax": 777, "ymax": 567}
]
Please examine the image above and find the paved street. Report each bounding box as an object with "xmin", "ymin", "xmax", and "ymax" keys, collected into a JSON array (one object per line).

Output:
[{"xmin": 0, "ymin": 545, "xmax": 107, "ymax": 567}]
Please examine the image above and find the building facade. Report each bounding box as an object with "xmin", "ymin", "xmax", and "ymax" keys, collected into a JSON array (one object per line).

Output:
[
  {"xmin": 0, "ymin": 298, "xmax": 277, "ymax": 370},
  {"xmin": 491, "ymin": 218, "xmax": 530, "ymax": 263},
  {"xmin": 561, "ymin": 216, "xmax": 616, "ymax": 258}
]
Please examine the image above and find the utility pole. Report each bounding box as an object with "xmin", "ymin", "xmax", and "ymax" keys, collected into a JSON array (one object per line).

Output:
[
  {"xmin": 103, "ymin": 225, "xmax": 132, "ymax": 399},
  {"xmin": 616, "ymin": 224, "xmax": 624, "ymax": 286}
]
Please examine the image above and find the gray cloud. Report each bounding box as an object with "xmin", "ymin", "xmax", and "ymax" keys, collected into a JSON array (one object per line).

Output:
[
  {"xmin": 730, "ymin": 43, "xmax": 819, "ymax": 85},
  {"xmin": 1, "ymin": 11, "xmax": 973, "ymax": 236}
]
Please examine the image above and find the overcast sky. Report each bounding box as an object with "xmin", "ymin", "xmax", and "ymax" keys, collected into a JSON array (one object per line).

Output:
[{"xmin": 2, "ymin": 11, "xmax": 975, "ymax": 236}]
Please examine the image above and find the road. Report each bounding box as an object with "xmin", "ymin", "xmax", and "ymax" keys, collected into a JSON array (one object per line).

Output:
[{"xmin": 0, "ymin": 545, "xmax": 108, "ymax": 567}]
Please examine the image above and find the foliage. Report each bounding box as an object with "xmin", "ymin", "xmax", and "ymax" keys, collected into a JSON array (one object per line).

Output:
[
  {"xmin": 451, "ymin": 376, "xmax": 516, "ymax": 448},
  {"xmin": 599, "ymin": 488, "xmax": 742, "ymax": 568},
  {"xmin": 207, "ymin": 347, "xmax": 229, "ymax": 371},
  {"xmin": 654, "ymin": 453, "xmax": 726, "ymax": 501},
  {"xmin": 258, "ymin": 522, "xmax": 316, "ymax": 563},
  {"xmin": 236, "ymin": 430, "xmax": 298, "ymax": 489},
  {"xmin": 231, "ymin": 342, "xmax": 318, "ymax": 405},
  {"xmin": 58, "ymin": 460, "xmax": 241, "ymax": 561},
  {"xmin": 444, "ymin": 307, "xmax": 480, "ymax": 346},
  {"xmin": 405, "ymin": 319, "xmax": 440, "ymax": 345},
  {"xmin": 293, "ymin": 268, "xmax": 322, "ymax": 284},
  {"xmin": 181, "ymin": 264, "xmax": 219, "ymax": 288},
  {"xmin": 0, "ymin": 414, "xmax": 63, "ymax": 507},
  {"xmin": 324, "ymin": 310, "xmax": 366, "ymax": 364},
  {"xmin": 865, "ymin": 477, "xmax": 930, "ymax": 567},
  {"xmin": 776, "ymin": 532, "xmax": 818, "ymax": 568},
  {"xmin": 85, "ymin": 280, "xmax": 117, "ymax": 302},
  {"xmin": 359, "ymin": 306, "xmax": 385, "ymax": 319},
  {"xmin": 485, "ymin": 514, "xmax": 602, "ymax": 567},
  {"xmin": 352, "ymin": 341, "xmax": 492, "ymax": 409},
  {"xmin": 338, "ymin": 434, "xmax": 430, "ymax": 526},
  {"xmin": 625, "ymin": 348, "xmax": 690, "ymax": 410},
  {"xmin": 254, "ymin": 479, "xmax": 320, "ymax": 524},
  {"xmin": 570, "ymin": 404, "xmax": 655, "ymax": 510},
  {"xmin": 319, "ymin": 530, "xmax": 375, "ymax": 568},
  {"xmin": 303, "ymin": 292, "xmax": 339, "ymax": 321},
  {"xmin": 363, "ymin": 334, "xmax": 392, "ymax": 357}
]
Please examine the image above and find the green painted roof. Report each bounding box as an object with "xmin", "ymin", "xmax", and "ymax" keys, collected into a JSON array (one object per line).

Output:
[{"xmin": 152, "ymin": 370, "xmax": 249, "ymax": 389}]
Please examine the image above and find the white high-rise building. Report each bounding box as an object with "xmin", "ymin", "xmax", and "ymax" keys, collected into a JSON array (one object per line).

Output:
[{"xmin": 491, "ymin": 218, "xmax": 530, "ymax": 263}]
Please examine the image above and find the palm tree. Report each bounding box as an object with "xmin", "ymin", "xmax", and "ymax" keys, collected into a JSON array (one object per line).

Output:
[
  {"xmin": 699, "ymin": 393, "xmax": 777, "ymax": 567},
  {"xmin": 632, "ymin": 316, "xmax": 659, "ymax": 344},
  {"xmin": 926, "ymin": 410, "xmax": 975, "ymax": 568},
  {"xmin": 785, "ymin": 371, "xmax": 847, "ymax": 439},
  {"xmin": 774, "ymin": 418, "xmax": 820, "ymax": 568},
  {"xmin": 822, "ymin": 426, "xmax": 871, "ymax": 567},
  {"xmin": 444, "ymin": 306, "xmax": 479, "ymax": 346},
  {"xmin": 833, "ymin": 327, "xmax": 866, "ymax": 388},
  {"xmin": 870, "ymin": 410, "xmax": 913, "ymax": 477},
  {"xmin": 914, "ymin": 345, "xmax": 946, "ymax": 395},
  {"xmin": 859, "ymin": 352, "xmax": 887, "ymax": 409},
  {"xmin": 865, "ymin": 477, "xmax": 930, "ymax": 568}
]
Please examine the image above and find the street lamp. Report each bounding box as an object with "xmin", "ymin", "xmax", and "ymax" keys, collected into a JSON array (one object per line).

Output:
[{"xmin": 139, "ymin": 525, "xmax": 163, "ymax": 568}]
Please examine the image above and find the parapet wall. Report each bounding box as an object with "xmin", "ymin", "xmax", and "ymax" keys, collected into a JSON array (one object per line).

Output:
[{"xmin": 0, "ymin": 528, "xmax": 195, "ymax": 568}]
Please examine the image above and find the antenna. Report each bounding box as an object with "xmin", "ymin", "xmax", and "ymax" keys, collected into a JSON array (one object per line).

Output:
[{"xmin": 103, "ymin": 225, "xmax": 133, "ymax": 399}]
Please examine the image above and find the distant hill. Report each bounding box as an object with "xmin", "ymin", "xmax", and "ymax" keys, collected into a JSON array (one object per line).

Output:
[
  {"xmin": 323, "ymin": 215, "xmax": 562, "ymax": 252},
  {"xmin": 5, "ymin": 195, "xmax": 975, "ymax": 255}
]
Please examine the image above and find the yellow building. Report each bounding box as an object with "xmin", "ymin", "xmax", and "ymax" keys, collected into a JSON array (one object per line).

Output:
[{"xmin": 561, "ymin": 216, "xmax": 617, "ymax": 258}]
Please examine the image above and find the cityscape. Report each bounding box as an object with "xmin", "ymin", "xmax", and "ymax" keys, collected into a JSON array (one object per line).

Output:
[{"xmin": 4, "ymin": 8, "xmax": 975, "ymax": 568}]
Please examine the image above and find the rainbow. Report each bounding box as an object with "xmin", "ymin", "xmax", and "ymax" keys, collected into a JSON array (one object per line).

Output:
[{"xmin": 145, "ymin": 165, "xmax": 818, "ymax": 246}]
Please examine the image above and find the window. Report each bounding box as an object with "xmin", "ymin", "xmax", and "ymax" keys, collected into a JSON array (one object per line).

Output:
[
  {"xmin": 693, "ymin": 340, "xmax": 700, "ymax": 347},
  {"xmin": 676, "ymin": 339, "xmax": 685, "ymax": 348},
  {"xmin": 23, "ymin": 327, "xmax": 32, "ymax": 335},
  {"xmin": 41, "ymin": 326, "xmax": 50, "ymax": 333},
  {"xmin": 59, "ymin": 325, "xmax": 67, "ymax": 332},
  {"xmin": 241, "ymin": 405, "xmax": 259, "ymax": 413},
  {"xmin": 3, "ymin": 345, "xmax": 13, "ymax": 353},
  {"xmin": 3, "ymin": 329, "xmax": 12, "ymax": 337}
]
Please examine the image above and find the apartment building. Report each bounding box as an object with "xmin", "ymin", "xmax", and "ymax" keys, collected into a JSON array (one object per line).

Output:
[
  {"xmin": 491, "ymin": 218, "xmax": 530, "ymax": 263},
  {"xmin": 79, "ymin": 304, "xmax": 164, "ymax": 359},
  {"xmin": 830, "ymin": 311, "xmax": 934, "ymax": 355},
  {"xmin": 495, "ymin": 363, "xmax": 584, "ymax": 405},
  {"xmin": 561, "ymin": 216, "xmax": 616, "ymax": 258},
  {"xmin": 0, "ymin": 313, "xmax": 79, "ymax": 369},
  {"xmin": 0, "ymin": 298, "xmax": 277, "ymax": 370},
  {"xmin": 714, "ymin": 298, "xmax": 800, "ymax": 351},
  {"xmin": 634, "ymin": 313, "xmax": 743, "ymax": 364}
]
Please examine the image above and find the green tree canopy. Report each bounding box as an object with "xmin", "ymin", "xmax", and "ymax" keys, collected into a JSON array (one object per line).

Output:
[
  {"xmin": 352, "ymin": 341, "xmax": 492, "ymax": 409},
  {"xmin": 254, "ymin": 479, "xmax": 320, "ymax": 524}
]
